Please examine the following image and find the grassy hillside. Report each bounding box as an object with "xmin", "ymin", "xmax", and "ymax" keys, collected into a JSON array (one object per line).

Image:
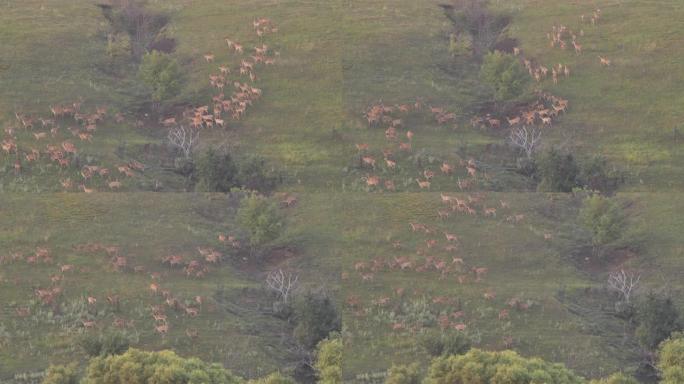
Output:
[{"xmin": 0, "ymin": 0, "xmax": 683, "ymax": 382}]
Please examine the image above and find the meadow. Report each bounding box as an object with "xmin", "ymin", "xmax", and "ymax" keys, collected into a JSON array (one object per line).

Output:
[{"xmin": 0, "ymin": 0, "xmax": 683, "ymax": 382}]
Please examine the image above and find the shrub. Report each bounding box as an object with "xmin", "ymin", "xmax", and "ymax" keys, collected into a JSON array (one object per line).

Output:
[
  {"xmin": 248, "ymin": 372, "xmax": 296, "ymax": 384},
  {"xmin": 579, "ymin": 155, "xmax": 624, "ymax": 194},
  {"xmin": 314, "ymin": 334, "xmax": 342, "ymax": 384},
  {"xmin": 195, "ymin": 148, "xmax": 239, "ymax": 192},
  {"xmin": 589, "ymin": 372, "xmax": 638, "ymax": 384},
  {"xmin": 423, "ymin": 349, "xmax": 584, "ymax": 384},
  {"xmin": 480, "ymin": 51, "xmax": 531, "ymax": 103},
  {"xmin": 658, "ymin": 332, "xmax": 684, "ymax": 384},
  {"xmin": 81, "ymin": 348, "xmax": 241, "ymax": 384},
  {"xmin": 635, "ymin": 292, "xmax": 681, "ymax": 350},
  {"xmin": 238, "ymin": 155, "xmax": 281, "ymax": 192},
  {"xmin": 293, "ymin": 291, "xmax": 341, "ymax": 349},
  {"xmin": 579, "ymin": 194, "xmax": 626, "ymax": 257},
  {"xmin": 448, "ymin": 32, "xmax": 474, "ymax": 57},
  {"xmin": 42, "ymin": 363, "xmax": 79, "ymax": 384},
  {"xmin": 106, "ymin": 32, "xmax": 132, "ymax": 62},
  {"xmin": 78, "ymin": 331, "xmax": 130, "ymax": 358},
  {"xmin": 138, "ymin": 50, "xmax": 183, "ymax": 104},
  {"xmin": 536, "ymin": 147, "xmax": 579, "ymax": 192},
  {"xmin": 237, "ymin": 194, "xmax": 285, "ymax": 255},
  {"xmin": 419, "ymin": 331, "xmax": 471, "ymax": 357},
  {"xmin": 385, "ymin": 363, "xmax": 421, "ymax": 384}
]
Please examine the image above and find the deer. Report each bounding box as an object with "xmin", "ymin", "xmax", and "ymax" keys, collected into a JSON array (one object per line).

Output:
[
  {"xmin": 572, "ymin": 41, "xmax": 582, "ymax": 55},
  {"xmin": 484, "ymin": 207, "xmax": 497, "ymax": 217},
  {"xmin": 155, "ymin": 323, "xmax": 169, "ymax": 334},
  {"xmin": 444, "ymin": 233, "xmax": 458, "ymax": 242},
  {"xmin": 599, "ymin": 56, "xmax": 611, "ymax": 66},
  {"xmin": 416, "ymin": 179, "xmax": 431, "ymax": 189},
  {"xmin": 203, "ymin": 53, "xmax": 215, "ymax": 62}
]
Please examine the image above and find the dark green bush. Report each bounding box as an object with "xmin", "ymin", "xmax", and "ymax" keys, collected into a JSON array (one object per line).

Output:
[
  {"xmin": 293, "ymin": 291, "xmax": 341, "ymax": 349},
  {"xmin": 419, "ymin": 331, "xmax": 471, "ymax": 357},
  {"xmin": 195, "ymin": 148, "xmax": 239, "ymax": 192}
]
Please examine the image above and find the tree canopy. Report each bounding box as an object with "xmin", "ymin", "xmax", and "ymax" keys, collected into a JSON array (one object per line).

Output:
[
  {"xmin": 423, "ymin": 349, "xmax": 585, "ymax": 384},
  {"xmin": 139, "ymin": 50, "xmax": 183, "ymax": 103},
  {"xmin": 480, "ymin": 51, "xmax": 531, "ymax": 103},
  {"xmin": 237, "ymin": 194, "xmax": 285, "ymax": 249},
  {"xmin": 81, "ymin": 348, "xmax": 242, "ymax": 384},
  {"xmin": 658, "ymin": 332, "xmax": 684, "ymax": 384},
  {"xmin": 315, "ymin": 334, "xmax": 342, "ymax": 384}
]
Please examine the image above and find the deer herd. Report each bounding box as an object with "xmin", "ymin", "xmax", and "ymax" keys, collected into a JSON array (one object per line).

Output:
[
  {"xmin": 3, "ymin": 232, "xmax": 247, "ymax": 340},
  {"xmin": 158, "ymin": 19, "xmax": 278, "ymax": 138},
  {"xmin": 2, "ymin": 99, "xmax": 144, "ymax": 192}
]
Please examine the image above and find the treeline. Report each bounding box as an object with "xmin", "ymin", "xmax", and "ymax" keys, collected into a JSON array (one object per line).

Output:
[{"xmin": 39, "ymin": 331, "xmax": 684, "ymax": 384}]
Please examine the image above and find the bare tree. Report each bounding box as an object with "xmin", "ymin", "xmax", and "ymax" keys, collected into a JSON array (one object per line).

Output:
[
  {"xmin": 607, "ymin": 269, "xmax": 641, "ymax": 303},
  {"xmin": 266, "ymin": 269, "xmax": 299, "ymax": 303},
  {"xmin": 508, "ymin": 125, "xmax": 542, "ymax": 158},
  {"xmin": 167, "ymin": 125, "xmax": 199, "ymax": 159}
]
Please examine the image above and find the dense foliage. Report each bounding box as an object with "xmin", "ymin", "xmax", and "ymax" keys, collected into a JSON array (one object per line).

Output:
[
  {"xmin": 43, "ymin": 364, "xmax": 79, "ymax": 384},
  {"xmin": 293, "ymin": 291, "xmax": 341, "ymax": 349},
  {"xmin": 139, "ymin": 50, "xmax": 183, "ymax": 103},
  {"xmin": 196, "ymin": 149, "xmax": 239, "ymax": 192},
  {"xmin": 658, "ymin": 333, "xmax": 684, "ymax": 384},
  {"xmin": 314, "ymin": 334, "xmax": 342, "ymax": 384},
  {"xmin": 419, "ymin": 331, "xmax": 471, "ymax": 357},
  {"xmin": 385, "ymin": 363, "xmax": 422, "ymax": 384},
  {"xmin": 423, "ymin": 349, "xmax": 585, "ymax": 384},
  {"xmin": 579, "ymin": 194, "xmax": 626, "ymax": 257},
  {"xmin": 588, "ymin": 373, "xmax": 638, "ymax": 384},
  {"xmin": 480, "ymin": 51, "xmax": 531, "ymax": 103},
  {"xmin": 237, "ymin": 194, "xmax": 285, "ymax": 249},
  {"xmin": 81, "ymin": 349, "xmax": 241, "ymax": 384},
  {"xmin": 635, "ymin": 292, "xmax": 681, "ymax": 350},
  {"xmin": 536, "ymin": 147, "xmax": 579, "ymax": 192}
]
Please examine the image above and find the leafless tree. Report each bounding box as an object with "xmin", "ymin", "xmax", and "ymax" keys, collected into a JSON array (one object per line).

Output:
[
  {"xmin": 607, "ymin": 269, "xmax": 641, "ymax": 303},
  {"xmin": 509, "ymin": 125, "xmax": 542, "ymax": 158},
  {"xmin": 266, "ymin": 269, "xmax": 299, "ymax": 303},
  {"xmin": 167, "ymin": 125, "xmax": 199, "ymax": 159}
]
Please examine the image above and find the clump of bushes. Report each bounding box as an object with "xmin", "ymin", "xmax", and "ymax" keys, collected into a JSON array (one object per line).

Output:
[
  {"xmin": 419, "ymin": 330, "xmax": 471, "ymax": 357},
  {"xmin": 78, "ymin": 331, "xmax": 131, "ymax": 358},
  {"xmin": 480, "ymin": 51, "xmax": 531, "ymax": 104},
  {"xmin": 522, "ymin": 147, "xmax": 624, "ymax": 194},
  {"xmin": 292, "ymin": 290, "xmax": 341, "ymax": 349},
  {"xmin": 177, "ymin": 148, "xmax": 281, "ymax": 193}
]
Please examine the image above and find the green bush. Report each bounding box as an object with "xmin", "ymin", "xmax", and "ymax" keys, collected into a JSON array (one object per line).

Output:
[
  {"xmin": 579, "ymin": 194, "xmax": 626, "ymax": 257},
  {"xmin": 238, "ymin": 155, "xmax": 281, "ymax": 193},
  {"xmin": 293, "ymin": 291, "xmax": 341, "ymax": 349},
  {"xmin": 424, "ymin": 349, "xmax": 584, "ymax": 384},
  {"xmin": 237, "ymin": 194, "xmax": 285, "ymax": 250},
  {"xmin": 138, "ymin": 50, "xmax": 183, "ymax": 104},
  {"xmin": 419, "ymin": 331, "xmax": 471, "ymax": 357},
  {"xmin": 537, "ymin": 147, "xmax": 579, "ymax": 192},
  {"xmin": 385, "ymin": 363, "xmax": 421, "ymax": 384},
  {"xmin": 635, "ymin": 292, "xmax": 681, "ymax": 350},
  {"xmin": 42, "ymin": 364, "xmax": 79, "ymax": 384},
  {"xmin": 196, "ymin": 148, "xmax": 239, "ymax": 192},
  {"xmin": 248, "ymin": 372, "xmax": 296, "ymax": 384},
  {"xmin": 658, "ymin": 332, "xmax": 684, "ymax": 384},
  {"xmin": 579, "ymin": 155, "xmax": 624, "ymax": 194},
  {"xmin": 480, "ymin": 51, "xmax": 531, "ymax": 103},
  {"xmin": 589, "ymin": 372, "xmax": 638, "ymax": 384},
  {"xmin": 315, "ymin": 334, "xmax": 342, "ymax": 384},
  {"xmin": 81, "ymin": 348, "xmax": 241, "ymax": 384},
  {"xmin": 78, "ymin": 331, "xmax": 130, "ymax": 357}
]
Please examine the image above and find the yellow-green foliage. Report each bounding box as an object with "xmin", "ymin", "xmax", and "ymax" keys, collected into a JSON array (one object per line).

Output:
[
  {"xmin": 315, "ymin": 335, "xmax": 342, "ymax": 384},
  {"xmin": 385, "ymin": 363, "xmax": 421, "ymax": 384},
  {"xmin": 658, "ymin": 333, "xmax": 684, "ymax": 384},
  {"xmin": 588, "ymin": 373, "xmax": 638, "ymax": 384},
  {"xmin": 423, "ymin": 349, "xmax": 585, "ymax": 384},
  {"xmin": 42, "ymin": 364, "xmax": 78, "ymax": 384},
  {"xmin": 247, "ymin": 372, "xmax": 296, "ymax": 384},
  {"xmin": 81, "ymin": 349, "xmax": 242, "ymax": 384}
]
